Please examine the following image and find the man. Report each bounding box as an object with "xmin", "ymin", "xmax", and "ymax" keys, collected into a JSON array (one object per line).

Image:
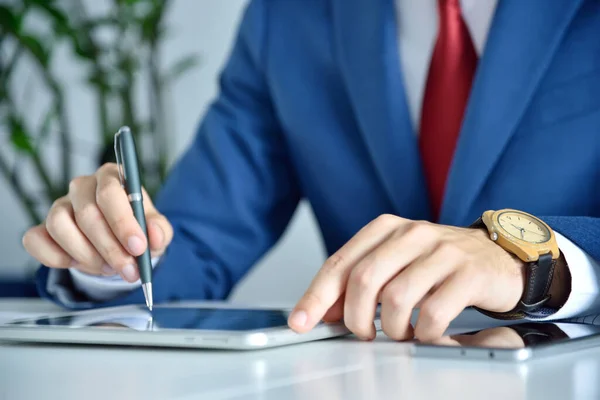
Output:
[{"xmin": 23, "ymin": 0, "xmax": 600, "ymax": 342}]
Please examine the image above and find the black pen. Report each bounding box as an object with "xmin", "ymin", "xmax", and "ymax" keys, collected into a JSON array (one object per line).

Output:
[{"xmin": 114, "ymin": 126, "xmax": 153, "ymax": 310}]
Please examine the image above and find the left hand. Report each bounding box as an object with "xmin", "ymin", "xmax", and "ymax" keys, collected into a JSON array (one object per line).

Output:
[{"xmin": 287, "ymin": 214, "xmax": 527, "ymax": 342}]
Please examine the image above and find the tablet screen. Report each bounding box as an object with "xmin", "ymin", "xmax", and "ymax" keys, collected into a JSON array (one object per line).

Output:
[{"xmin": 12, "ymin": 306, "xmax": 293, "ymax": 332}]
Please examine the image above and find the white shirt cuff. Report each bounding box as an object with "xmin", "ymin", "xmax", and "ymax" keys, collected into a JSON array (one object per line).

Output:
[
  {"xmin": 525, "ymin": 231, "xmax": 600, "ymax": 321},
  {"xmin": 69, "ymin": 256, "xmax": 162, "ymax": 302},
  {"xmin": 554, "ymin": 322, "xmax": 600, "ymax": 338}
]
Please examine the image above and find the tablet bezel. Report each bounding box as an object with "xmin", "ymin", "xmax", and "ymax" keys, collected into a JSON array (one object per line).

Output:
[{"xmin": 0, "ymin": 303, "xmax": 380, "ymax": 350}]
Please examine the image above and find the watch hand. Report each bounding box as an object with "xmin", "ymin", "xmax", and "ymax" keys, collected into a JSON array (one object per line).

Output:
[
  {"xmin": 509, "ymin": 223, "xmax": 545, "ymax": 238},
  {"xmin": 522, "ymin": 228, "xmax": 545, "ymax": 237},
  {"xmin": 510, "ymin": 223, "xmax": 524, "ymax": 232}
]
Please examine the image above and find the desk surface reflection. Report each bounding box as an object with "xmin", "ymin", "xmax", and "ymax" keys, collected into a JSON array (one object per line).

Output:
[{"xmin": 1, "ymin": 301, "xmax": 598, "ymax": 400}]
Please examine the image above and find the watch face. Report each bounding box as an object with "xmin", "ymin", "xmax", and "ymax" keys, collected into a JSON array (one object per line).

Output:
[{"xmin": 497, "ymin": 211, "xmax": 551, "ymax": 243}]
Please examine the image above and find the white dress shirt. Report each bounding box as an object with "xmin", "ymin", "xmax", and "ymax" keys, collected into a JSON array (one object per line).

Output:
[{"xmin": 48, "ymin": 0, "xmax": 600, "ymax": 320}]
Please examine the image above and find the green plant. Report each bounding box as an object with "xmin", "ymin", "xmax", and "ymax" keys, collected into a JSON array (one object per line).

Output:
[{"xmin": 0, "ymin": 0, "xmax": 200, "ymax": 226}]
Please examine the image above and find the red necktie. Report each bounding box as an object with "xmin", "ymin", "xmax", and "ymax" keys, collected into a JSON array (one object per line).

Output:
[{"xmin": 419, "ymin": 0, "xmax": 477, "ymax": 220}]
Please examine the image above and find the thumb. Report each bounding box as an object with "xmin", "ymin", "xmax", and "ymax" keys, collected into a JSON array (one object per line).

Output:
[
  {"xmin": 141, "ymin": 187, "xmax": 173, "ymax": 256},
  {"xmin": 146, "ymin": 214, "xmax": 173, "ymax": 256}
]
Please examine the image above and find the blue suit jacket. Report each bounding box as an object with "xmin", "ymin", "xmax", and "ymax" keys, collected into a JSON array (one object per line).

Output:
[{"xmin": 38, "ymin": 0, "xmax": 600, "ymax": 307}]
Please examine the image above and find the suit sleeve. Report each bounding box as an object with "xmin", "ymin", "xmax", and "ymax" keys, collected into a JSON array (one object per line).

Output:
[
  {"xmin": 524, "ymin": 216, "xmax": 600, "ymax": 320},
  {"xmin": 36, "ymin": 0, "xmax": 301, "ymax": 309}
]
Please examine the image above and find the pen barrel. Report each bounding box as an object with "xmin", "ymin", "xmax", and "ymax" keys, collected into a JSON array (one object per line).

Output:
[
  {"xmin": 118, "ymin": 128, "xmax": 143, "ymax": 195},
  {"xmin": 131, "ymin": 199, "xmax": 153, "ymax": 284}
]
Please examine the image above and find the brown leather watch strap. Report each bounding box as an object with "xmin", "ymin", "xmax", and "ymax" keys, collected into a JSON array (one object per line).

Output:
[{"xmin": 470, "ymin": 217, "xmax": 557, "ymax": 319}]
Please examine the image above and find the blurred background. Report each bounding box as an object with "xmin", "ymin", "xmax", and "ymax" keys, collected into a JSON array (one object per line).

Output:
[{"xmin": 0, "ymin": 0, "xmax": 325, "ymax": 303}]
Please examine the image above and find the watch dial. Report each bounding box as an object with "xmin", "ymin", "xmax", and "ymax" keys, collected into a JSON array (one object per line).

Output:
[{"xmin": 497, "ymin": 211, "xmax": 551, "ymax": 243}]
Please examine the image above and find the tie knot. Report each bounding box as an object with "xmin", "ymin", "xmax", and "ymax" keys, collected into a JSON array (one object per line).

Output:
[{"xmin": 439, "ymin": 0, "xmax": 461, "ymax": 10}]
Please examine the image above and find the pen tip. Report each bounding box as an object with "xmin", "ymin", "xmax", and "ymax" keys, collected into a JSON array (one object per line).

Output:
[{"xmin": 142, "ymin": 282, "xmax": 153, "ymax": 312}]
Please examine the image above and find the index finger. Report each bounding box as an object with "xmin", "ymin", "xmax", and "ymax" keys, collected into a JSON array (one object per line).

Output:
[
  {"xmin": 95, "ymin": 163, "xmax": 148, "ymax": 256},
  {"xmin": 288, "ymin": 215, "xmax": 404, "ymax": 333},
  {"xmin": 288, "ymin": 253, "xmax": 351, "ymax": 333}
]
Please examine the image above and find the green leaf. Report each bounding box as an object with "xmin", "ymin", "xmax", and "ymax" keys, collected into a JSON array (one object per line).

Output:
[
  {"xmin": 25, "ymin": 2, "xmax": 74, "ymax": 40},
  {"xmin": 139, "ymin": 0, "xmax": 169, "ymax": 42},
  {"xmin": 165, "ymin": 54, "xmax": 201, "ymax": 82},
  {"xmin": 86, "ymin": 70, "xmax": 111, "ymax": 92},
  {"xmin": 9, "ymin": 117, "xmax": 35, "ymax": 155},
  {"xmin": 72, "ymin": 35, "xmax": 96, "ymax": 60},
  {"xmin": 0, "ymin": 5, "xmax": 22, "ymax": 34},
  {"xmin": 29, "ymin": 1, "xmax": 69, "ymax": 28},
  {"xmin": 116, "ymin": 0, "xmax": 143, "ymax": 5},
  {"xmin": 19, "ymin": 34, "xmax": 50, "ymax": 67},
  {"xmin": 0, "ymin": 44, "xmax": 24, "ymax": 87},
  {"xmin": 83, "ymin": 16, "xmax": 119, "ymax": 31},
  {"xmin": 117, "ymin": 55, "xmax": 139, "ymax": 75}
]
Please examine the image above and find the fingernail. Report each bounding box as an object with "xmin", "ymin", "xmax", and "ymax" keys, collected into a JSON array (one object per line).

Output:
[
  {"xmin": 127, "ymin": 236, "xmax": 145, "ymax": 255},
  {"xmin": 101, "ymin": 264, "xmax": 116, "ymax": 276},
  {"xmin": 121, "ymin": 264, "xmax": 139, "ymax": 282},
  {"xmin": 69, "ymin": 259, "xmax": 80, "ymax": 267},
  {"xmin": 289, "ymin": 310, "xmax": 307, "ymax": 328}
]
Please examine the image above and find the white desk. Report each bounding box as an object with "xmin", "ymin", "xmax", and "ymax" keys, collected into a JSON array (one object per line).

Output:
[{"xmin": 1, "ymin": 299, "xmax": 599, "ymax": 400}]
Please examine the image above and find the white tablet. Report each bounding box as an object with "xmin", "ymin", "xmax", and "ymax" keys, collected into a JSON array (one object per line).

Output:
[
  {"xmin": 0, "ymin": 303, "xmax": 381, "ymax": 350},
  {"xmin": 411, "ymin": 321, "xmax": 600, "ymax": 362}
]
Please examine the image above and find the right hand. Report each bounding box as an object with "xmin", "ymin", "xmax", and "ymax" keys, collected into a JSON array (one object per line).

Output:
[
  {"xmin": 429, "ymin": 326, "xmax": 525, "ymax": 348},
  {"xmin": 22, "ymin": 163, "xmax": 174, "ymax": 282}
]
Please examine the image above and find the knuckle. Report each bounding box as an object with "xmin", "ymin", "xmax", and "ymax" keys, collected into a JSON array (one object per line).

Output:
[
  {"xmin": 437, "ymin": 242, "xmax": 464, "ymax": 259},
  {"xmin": 96, "ymin": 181, "xmax": 118, "ymax": 205},
  {"xmin": 405, "ymin": 221, "xmax": 434, "ymax": 238},
  {"xmin": 322, "ymin": 253, "xmax": 346, "ymax": 273},
  {"xmin": 373, "ymin": 213, "xmax": 398, "ymax": 227},
  {"xmin": 98, "ymin": 162, "xmax": 117, "ymax": 175},
  {"xmin": 420, "ymin": 302, "xmax": 446, "ymax": 326},
  {"xmin": 68, "ymin": 176, "xmax": 83, "ymax": 193},
  {"xmin": 381, "ymin": 283, "xmax": 411, "ymax": 311},
  {"xmin": 68, "ymin": 176, "xmax": 92, "ymax": 194},
  {"xmin": 74, "ymin": 203, "xmax": 102, "ymax": 226},
  {"xmin": 349, "ymin": 262, "xmax": 375, "ymax": 290},
  {"xmin": 49, "ymin": 197, "xmax": 67, "ymax": 213},
  {"xmin": 46, "ymin": 206, "xmax": 69, "ymax": 235},
  {"xmin": 96, "ymin": 163, "xmax": 120, "ymax": 185}
]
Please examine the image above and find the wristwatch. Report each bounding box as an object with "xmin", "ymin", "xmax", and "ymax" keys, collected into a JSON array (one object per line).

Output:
[{"xmin": 470, "ymin": 209, "xmax": 560, "ymax": 319}]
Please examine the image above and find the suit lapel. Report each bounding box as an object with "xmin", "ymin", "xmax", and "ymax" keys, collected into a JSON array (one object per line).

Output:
[
  {"xmin": 332, "ymin": 0, "xmax": 431, "ymax": 220},
  {"xmin": 440, "ymin": 0, "xmax": 585, "ymax": 226}
]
